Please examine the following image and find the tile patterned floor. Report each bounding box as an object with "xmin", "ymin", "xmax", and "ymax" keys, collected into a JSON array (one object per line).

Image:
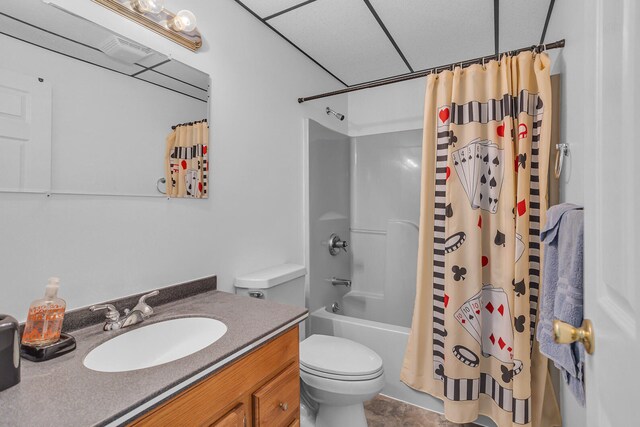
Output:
[{"xmin": 364, "ymin": 394, "xmax": 480, "ymax": 427}]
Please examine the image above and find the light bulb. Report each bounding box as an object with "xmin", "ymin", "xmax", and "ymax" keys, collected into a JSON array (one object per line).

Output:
[
  {"xmin": 132, "ymin": 0, "xmax": 164, "ymax": 14},
  {"xmin": 169, "ymin": 10, "xmax": 197, "ymax": 32}
]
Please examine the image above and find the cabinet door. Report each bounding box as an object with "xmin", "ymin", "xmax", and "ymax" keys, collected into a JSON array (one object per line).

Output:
[
  {"xmin": 253, "ymin": 363, "xmax": 300, "ymax": 427},
  {"xmin": 212, "ymin": 404, "xmax": 245, "ymax": 427},
  {"xmin": 130, "ymin": 327, "xmax": 299, "ymax": 427}
]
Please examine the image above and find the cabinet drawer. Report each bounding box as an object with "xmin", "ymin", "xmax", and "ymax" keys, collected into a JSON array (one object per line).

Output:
[
  {"xmin": 253, "ymin": 362, "xmax": 299, "ymax": 426},
  {"xmin": 212, "ymin": 404, "xmax": 245, "ymax": 427}
]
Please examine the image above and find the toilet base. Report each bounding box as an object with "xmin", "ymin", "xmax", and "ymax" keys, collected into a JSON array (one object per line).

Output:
[
  {"xmin": 300, "ymin": 379, "xmax": 373, "ymax": 427},
  {"xmin": 300, "ymin": 402, "xmax": 316, "ymax": 427},
  {"xmin": 316, "ymin": 402, "xmax": 367, "ymax": 427},
  {"xmin": 301, "ymin": 401, "xmax": 368, "ymax": 427}
]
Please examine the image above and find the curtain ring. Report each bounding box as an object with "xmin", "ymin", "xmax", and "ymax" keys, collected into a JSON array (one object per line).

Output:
[{"xmin": 482, "ymin": 57, "xmax": 486, "ymax": 69}]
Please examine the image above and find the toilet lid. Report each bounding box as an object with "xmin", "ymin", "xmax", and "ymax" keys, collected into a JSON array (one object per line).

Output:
[{"xmin": 300, "ymin": 335, "xmax": 383, "ymax": 377}]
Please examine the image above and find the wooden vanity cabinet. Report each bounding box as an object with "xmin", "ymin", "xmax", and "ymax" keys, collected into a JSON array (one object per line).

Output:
[
  {"xmin": 212, "ymin": 404, "xmax": 246, "ymax": 427},
  {"xmin": 131, "ymin": 326, "xmax": 300, "ymax": 427}
]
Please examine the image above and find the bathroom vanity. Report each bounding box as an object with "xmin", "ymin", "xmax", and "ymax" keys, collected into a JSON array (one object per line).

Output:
[
  {"xmin": 0, "ymin": 276, "xmax": 307, "ymax": 427},
  {"xmin": 131, "ymin": 326, "xmax": 300, "ymax": 427}
]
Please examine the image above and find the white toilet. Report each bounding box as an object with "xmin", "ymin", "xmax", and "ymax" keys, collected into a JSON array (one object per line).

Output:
[
  {"xmin": 235, "ymin": 264, "xmax": 385, "ymax": 427},
  {"xmin": 299, "ymin": 334, "xmax": 385, "ymax": 427}
]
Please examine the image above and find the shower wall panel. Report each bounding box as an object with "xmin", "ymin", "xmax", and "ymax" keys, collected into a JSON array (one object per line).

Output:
[
  {"xmin": 308, "ymin": 120, "xmax": 351, "ymax": 312},
  {"xmin": 350, "ymin": 129, "xmax": 422, "ymax": 301}
]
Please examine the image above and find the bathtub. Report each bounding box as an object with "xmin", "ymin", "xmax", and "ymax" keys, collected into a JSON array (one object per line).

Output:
[{"xmin": 309, "ymin": 303, "xmax": 495, "ymax": 427}]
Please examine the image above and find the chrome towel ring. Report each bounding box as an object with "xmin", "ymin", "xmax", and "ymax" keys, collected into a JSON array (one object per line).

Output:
[
  {"xmin": 554, "ymin": 143, "xmax": 569, "ymax": 178},
  {"xmin": 156, "ymin": 177, "xmax": 166, "ymax": 194}
]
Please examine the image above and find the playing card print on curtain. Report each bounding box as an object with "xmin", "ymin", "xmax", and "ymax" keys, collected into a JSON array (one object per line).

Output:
[
  {"xmin": 401, "ymin": 53, "xmax": 560, "ymax": 427},
  {"xmin": 452, "ymin": 139, "xmax": 504, "ymax": 213},
  {"xmin": 165, "ymin": 120, "xmax": 209, "ymax": 198}
]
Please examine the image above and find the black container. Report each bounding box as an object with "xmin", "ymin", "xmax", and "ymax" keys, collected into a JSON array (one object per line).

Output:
[
  {"xmin": 0, "ymin": 314, "xmax": 20, "ymax": 392},
  {"xmin": 20, "ymin": 333, "xmax": 76, "ymax": 362}
]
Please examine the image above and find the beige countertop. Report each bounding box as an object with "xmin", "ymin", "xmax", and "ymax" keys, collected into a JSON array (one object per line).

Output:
[{"xmin": 0, "ymin": 289, "xmax": 307, "ymax": 427}]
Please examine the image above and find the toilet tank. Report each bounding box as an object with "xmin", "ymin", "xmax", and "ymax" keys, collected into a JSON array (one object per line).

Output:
[{"xmin": 234, "ymin": 264, "xmax": 306, "ymax": 308}]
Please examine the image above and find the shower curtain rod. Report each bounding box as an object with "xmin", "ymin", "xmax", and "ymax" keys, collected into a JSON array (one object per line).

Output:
[{"xmin": 297, "ymin": 39, "xmax": 565, "ymax": 103}]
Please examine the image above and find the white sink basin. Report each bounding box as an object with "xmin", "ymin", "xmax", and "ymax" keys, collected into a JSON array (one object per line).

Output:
[{"xmin": 83, "ymin": 317, "xmax": 227, "ymax": 372}]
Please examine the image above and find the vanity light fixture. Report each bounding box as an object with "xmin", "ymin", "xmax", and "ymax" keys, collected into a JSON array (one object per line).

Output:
[
  {"xmin": 93, "ymin": 0, "xmax": 202, "ymax": 51},
  {"xmin": 168, "ymin": 10, "xmax": 197, "ymax": 32},
  {"xmin": 131, "ymin": 0, "xmax": 164, "ymax": 14}
]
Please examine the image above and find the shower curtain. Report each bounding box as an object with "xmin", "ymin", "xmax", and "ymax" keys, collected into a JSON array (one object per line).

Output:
[
  {"xmin": 165, "ymin": 120, "xmax": 209, "ymax": 198},
  {"xmin": 401, "ymin": 52, "xmax": 561, "ymax": 427}
]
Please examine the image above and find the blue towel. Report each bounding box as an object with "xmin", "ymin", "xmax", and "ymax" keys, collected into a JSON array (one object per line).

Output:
[{"xmin": 537, "ymin": 203, "xmax": 585, "ymax": 406}]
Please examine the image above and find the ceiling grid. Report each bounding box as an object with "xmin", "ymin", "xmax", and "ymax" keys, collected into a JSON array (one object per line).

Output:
[
  {"xmin": 233, "ymin": 0, "xmax": 553, "ymax": 88},
  {"xmin": 361, "ymin": 0, "xmax": 413, "ymax": 73}
]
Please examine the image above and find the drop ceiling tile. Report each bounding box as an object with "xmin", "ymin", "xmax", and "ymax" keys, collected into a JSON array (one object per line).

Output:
[
  {"xmin": 269, "ymin": 0, "xmax": 409, "ymax": 85},
  {"xmin": 500, "ymin": 0, "xmax": 550, "ymax": 51},
  {"xmin": 369, "ymin": 0, "xmax": 494, "ymax": 71},
  {"xmin": 238, "ymin": 0, "xmax": 310, "ymax": 19}
]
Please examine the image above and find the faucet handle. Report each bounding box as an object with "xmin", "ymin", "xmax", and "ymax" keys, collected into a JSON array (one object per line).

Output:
[
  {"xmin": 90, "ymin": 304, "xmax": 120, "ymax": 322},
  {"xmin": 328, "ymin": 234, "xmax": 349, "ymax": 255},
  {"xmin": 139, "ymin": 290, "xmax": 159, "ymax": 303},
  {"xmin": 133, "ymin": 290, "xmax": 159, "ymax": 317}
]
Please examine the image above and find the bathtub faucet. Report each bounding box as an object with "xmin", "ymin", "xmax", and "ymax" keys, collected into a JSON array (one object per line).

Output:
[
  {"xmin": 331, "ymin": 277, "xmax": 352, "ymax": 288},
  {"xmin": 328, "ymin": 233, "xmax": 348, "ymax": 256}
]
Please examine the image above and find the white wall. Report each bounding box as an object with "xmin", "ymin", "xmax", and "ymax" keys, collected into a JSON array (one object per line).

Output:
[
  {"xmin": 0, "ymin": 0, "xmax": 347, "ymax": 320},
  {"xmin": 348, "ymin": 78, "xmax": 425, "ymax": 137},
  {"xmin": 545, "ymin": 3, "xmax": 585, "ymax": 207}
]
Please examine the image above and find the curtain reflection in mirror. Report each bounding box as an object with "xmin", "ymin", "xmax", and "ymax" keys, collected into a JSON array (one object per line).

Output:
[{"xmin": 165, "ymin": 120, "xmax": 209, "ymax": 198}]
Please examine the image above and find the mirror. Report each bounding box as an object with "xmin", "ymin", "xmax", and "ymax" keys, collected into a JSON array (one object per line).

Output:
[{"xmin": 0, "ymin": 0, "xmax": 209, "ymax": 196}]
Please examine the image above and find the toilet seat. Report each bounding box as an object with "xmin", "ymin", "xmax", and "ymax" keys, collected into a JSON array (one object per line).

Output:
[
  {"xmin": 300, "ymin": 366, "xmax": 385, "ymax": 400},
  {"xmin": 300, "ymin": 363, "xmax": 383, "ymax": 381},
  {"xmin": 300, "ymin": 335, "xmax": 383, "ymax": 381}
]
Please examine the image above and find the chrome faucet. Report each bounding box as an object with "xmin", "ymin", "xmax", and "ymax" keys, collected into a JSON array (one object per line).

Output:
[
  {"xmin": 331, "ymin": 277, "xmax": 352, "ymax": 288},
  {"xmin": 90, "ymin": 290, "xmax": 159, "ymax": 331},
  {"xmin": 328, "ymin": 233, "xmax": 348, "ymax": 256}
]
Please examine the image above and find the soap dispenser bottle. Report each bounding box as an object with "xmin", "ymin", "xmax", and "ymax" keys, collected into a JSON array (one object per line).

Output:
[{"xmin": 21, "ymin": 277, "xmax": 66, "ymax": 346}]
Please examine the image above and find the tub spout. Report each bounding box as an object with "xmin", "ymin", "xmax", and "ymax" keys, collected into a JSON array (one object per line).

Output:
[{"xmin": 331, "ymin": 277, "xmax": 351, "ymax": 287}]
